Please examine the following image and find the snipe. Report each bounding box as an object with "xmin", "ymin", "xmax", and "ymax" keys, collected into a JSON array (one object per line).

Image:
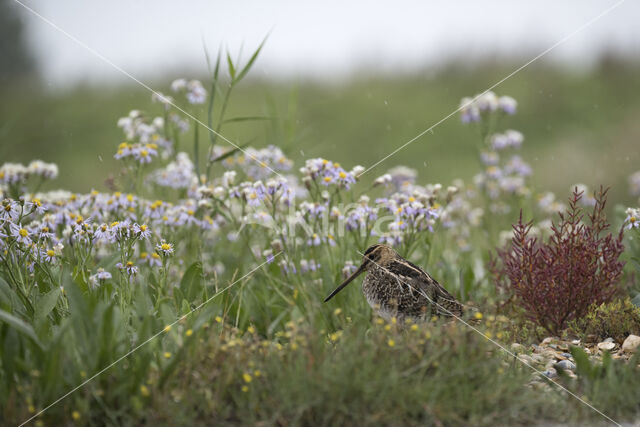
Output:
[{"xmin": 324, "ymin": 244, "xmax": 463, "ymax": 320}]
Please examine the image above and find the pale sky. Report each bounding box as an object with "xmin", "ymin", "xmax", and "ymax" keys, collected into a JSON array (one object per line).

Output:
[{"xmin": 13, "ymin": 0, "xmax": 640, "ymax": 86}]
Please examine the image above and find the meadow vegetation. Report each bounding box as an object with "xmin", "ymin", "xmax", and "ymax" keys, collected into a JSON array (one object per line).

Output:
[{"xmin": 2, "ymin": 48, "xmax": 640, "ymax": 426}]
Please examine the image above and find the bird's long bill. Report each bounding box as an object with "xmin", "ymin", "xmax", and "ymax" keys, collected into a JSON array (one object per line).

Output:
[{"xmin": 323, "ymin": 263, "xmax": 366, "ymax": 302}]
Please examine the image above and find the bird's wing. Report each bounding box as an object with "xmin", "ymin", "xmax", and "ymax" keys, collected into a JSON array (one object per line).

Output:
[{"xmin": 389, "ymin": 259, "xmax": 463, "ymax": 316}]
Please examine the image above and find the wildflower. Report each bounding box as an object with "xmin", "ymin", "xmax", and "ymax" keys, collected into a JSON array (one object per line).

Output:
[
  {"xmin": 474, "ymin": 312, "xmax": 483, "ymax": 320},
  {"xmin": 72, "ymin": 411, "xmax": 81, "ymax": 421},
  {"xmin": 625, "ymin": 208, "xmax": 639, "ymax": 230},
  {"xmin": 410, "ymin": 324, "xmax": 419, "ymax": 331},
  {"xmin": 476, "ymin": 91, "xmax": 498, "ymax": 112},
  {"xmin": 241, "ymin": 385, "xmax": 249, "ymax": 393},
  {"xmin": 156, "ymin": 241, "xmax": 175, "ymax": 256},
  {"xmin": 164, "ymin": 352, "xmax": 172, "ymax": 359},
  {"xmin": 263, "ymin": 249, "xmax": 275, "ymax": 264},
  {"xmin": 373, "ymin": 173, "xmax": 392, "ymax": 187},
  {"xmin": 459, "ymin": 97, "xmax": 480, "ymax": 123},
  {"xmin": 215, "ymin": 316, "xmax": 223, "ymax": 323},
  {"xmin": 116, "ymin": 261, "xmax": 138, "ymax": 277},
  {"xmin": 152, "ymin": 153, "xmax": 195, "ymax": 189},
  {"xmin": 329, "ymin": 331, "xmax": 342, "ymax": 342},
  {"xmin": 140, "ymin": 385, "xmax": 150, "ymax": 397},
  {"xmin": 134, "ymin": 223, "xmax": 151, "ymax": 239},
  {"xmin": 89, "ymin": 268, "xmax": 112, "ymax": 290},
  {"xmin": 1, "ymin": 199, "xmax": 20, "ymax": 221},
  {"xmin": 307, "ymin": 233, "xmax": 322, "ymax": 247},
  {"xmin": 299, "ymin": 259, "xmax": 320, "ymax": 273},
  {"xmin": 30, "ymin": 198, "xmax": 46, "ymax": 215},
  {"xmin": 164, "ymin": 325, "xmax": 172, "ymax": 333},
  {"xmin": 11, "ymin": 224, "xmax": 32, "ymax": 245},
  {"xmin": 247, "ymin": 325, "xmax": 256, "ymax": 334},
  {"xmin": 186, "ymin": 80, "xmax": 207, "ymax": 104},
  {"xmin": 387, "ymin": 339, "xmax": 396, "ymax": 347},
  {"xmin": 498, "ymin": 95, "xmax": 517, "ymax": 114},
  {"xmin": 42, "ymin": 248, "xmax": 56, "ymax": 263},
  {"xmin": 242, "ymin": 373, "xmax": 252, "ymax": 383},
  {"xmin": 254, "ymin": 370, "xmax": 262, "ymax": 377}
]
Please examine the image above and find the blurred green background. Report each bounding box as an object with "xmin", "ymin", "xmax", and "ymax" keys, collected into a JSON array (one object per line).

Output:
[
  {"xmin": 2, "ymin": 0, "xmax": 640, "ymax": 207},
  {"xmin": 3, "ymin": 60, "xmax": 640, "ymax": 205}
]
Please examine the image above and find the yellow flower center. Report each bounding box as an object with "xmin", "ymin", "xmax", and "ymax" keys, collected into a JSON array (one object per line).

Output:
[
  {"xmin": 19, "ymin": 228, "xmax": 28, "ymax": 237},
  {"xmin": 323, "ymin": 176, "xmax": 332, "ymax": 183},
  {"xmin": 46, "ymin": 249, "xmax": 55, "ymax": 257},
  {"xmin": 161, "ymin": 243, "xmax": 171, "ymax": 251},
  {"xmin": 140, "ymin": 224, "xmax": 147, "ymax": 232},
  {"xmin": 339, "ymin": 171, "xmax": 347, "ymax": 179},
  {"xmin": 140, "ymin": 149, "xmax": 149, "ymax": 157}
]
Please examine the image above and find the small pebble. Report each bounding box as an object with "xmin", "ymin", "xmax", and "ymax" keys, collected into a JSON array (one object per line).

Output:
[
  {"xmin": 555, "ymin": 360, "xmax": 576, "ymax": 371},
  {"xmin": 597, "ymin": 341, "xmax": 616, "ymax": 351},
  {"xmin": 542, "ymin": 369, "xmax": 557, "ymax": 379},
  {"xmin": 561, "ymin": 352, "xmax": 573, "ymax": 359}
]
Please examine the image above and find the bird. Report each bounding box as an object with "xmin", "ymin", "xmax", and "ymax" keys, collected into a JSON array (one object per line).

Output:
[{"xmin": 324, "ymin": 244, "xmax": 463, "ymax": 321}]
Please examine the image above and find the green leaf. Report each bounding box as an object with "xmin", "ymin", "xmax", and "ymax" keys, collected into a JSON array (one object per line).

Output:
[
  {"xmin": 570, "ymin": 345, "xmax": 594, "ymax": 379},
  {"xmin": 632, "ymin": 293, "xmax": 640, "ymax": 308},
  {"xmin": 226, "ymin": 51, "xmax": 236, "ymax": 80},
  {"xmin": 0, "ymin": 276, "xmax": 18, "ymax": 308},
  {"xmin": 222, "ymin": 115, "xmax": 273, "ymax": 124},
  {"xmin": 209, "ymin": 143, "xmax": 250, "ymax": 163},
  {"xmin": 0, "ymin": 309, "xmax": 42, "ymax": 349},
  {"xmin": 235, "ymin": 36, "xmax": 267, "ymax": 83},
  {"xmin": 35, "ymin": 288, "xmax": 61, "ymax": 322},
  {"xmin": 180, "ymin": 262, "xmax": 204, "ymax": 303}
]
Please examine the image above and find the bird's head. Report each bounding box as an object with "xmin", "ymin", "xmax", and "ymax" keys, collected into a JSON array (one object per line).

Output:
[{"xmin": 323, "ymin": 244, "xmax": 396, "ymax": 302}]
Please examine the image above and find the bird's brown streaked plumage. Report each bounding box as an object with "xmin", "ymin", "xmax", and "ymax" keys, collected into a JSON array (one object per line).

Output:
[{"xmin": 324, "ymin": 244, "xmax": 463, "ymax": 321}]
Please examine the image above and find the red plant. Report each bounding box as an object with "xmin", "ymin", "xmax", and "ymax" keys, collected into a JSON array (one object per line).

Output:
[{"xmin": 491, "ymin": 187, "xmax": 625, "ymax": 335}]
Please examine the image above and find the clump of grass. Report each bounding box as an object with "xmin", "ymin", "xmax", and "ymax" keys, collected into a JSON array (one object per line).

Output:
[
  {"xmin": 147, "ymin": 319, "xmax": 563, "ymax": 426},
  {"xmin": 568, "ymin": 298, "xmax": 640, "ymax": 343}
]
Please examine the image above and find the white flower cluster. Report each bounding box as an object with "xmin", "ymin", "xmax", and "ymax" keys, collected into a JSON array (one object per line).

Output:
[
  {"xmin": 171, "ymin": 78, "xmax": 207, "ymax": 104},
  {"xmin": 0, "ymin": 160, "xmax": 58, "ymax": 186},
  {"xmin": 152, "ymin": 152, "xmax": 196, "ymax": 189},
  {"xmin": 459, "ymin": 91, "xmax": 517, "ymax": 123}
]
